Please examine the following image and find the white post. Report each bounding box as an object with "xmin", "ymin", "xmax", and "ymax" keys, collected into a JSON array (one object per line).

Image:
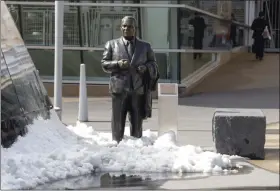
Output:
[
  {"xmin": 78, "ymin": 64, "xmax": 88, "ymax": 122},
  {"xmin": 54, "ymin": 0, "xmax": 64, "ymax": 119},
  {"xmin": 158, "ymin": 83, "xmax": 178, "ymax": 138},
  {"xmin": 244, "ymin": 0, "xmax": 255, "ymax": 48}
]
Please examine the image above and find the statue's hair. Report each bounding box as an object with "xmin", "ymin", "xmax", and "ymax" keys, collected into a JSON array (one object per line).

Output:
[{"xmin": 121, "ymin": 16, "xmax": 137, "ymax": 26}]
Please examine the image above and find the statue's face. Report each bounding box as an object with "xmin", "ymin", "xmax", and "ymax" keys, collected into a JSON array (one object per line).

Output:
[{"xmin": 121, "ymin": 18, "xmax": 135, "ymax": 38}]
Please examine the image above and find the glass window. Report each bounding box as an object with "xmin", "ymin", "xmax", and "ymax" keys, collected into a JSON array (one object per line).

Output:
[
  {"xmin": 80, "ymin": 8, "xmax": 139, "ymax": 47},
  {"xmin": 29, "ymin": 49, "xmax": 82, "ymax": 78},
  {"xmin": 22, "ymin": 10, "xmax": 47, "ymax": 45},
  {"xmin": 140, "ymin": 6, "xmax": 169, "ymax": 49},
  {"xmin": 84, "ymin": 50, "xmax": 172, "ymax": 81},
  {"xmin": 28, "ymin": 49, "xmax": 173, "ymax": 81},
  {"xmin": 179, "ymin": 8, "xmax": 243, "ymax": 50},
  {"xmin": 62, "ymin": 50, "xmax": 82, "ymax": 77},
  {"xmin": 144, "ymin": 7, "xmax": 169, "ymax": 47},
  {"xmin": 83, "ymin": 50, "xmax": 109, "ymax": 79},
  {"xmin": 63, "ymin": 9, "xmax": 80, "ymax": 46},
  {"xmin": 180, "ymin": 53, "xmax": 214, "ymax": 81},
  {"xmin": 155, "ymin": 53, "xmax": 169, "ymax": 80},
  {"xmin": 29, "ymin": 49, "xmax": 54, "ymax": 76}
]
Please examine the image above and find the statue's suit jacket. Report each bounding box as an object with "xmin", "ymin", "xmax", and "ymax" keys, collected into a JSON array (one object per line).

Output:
[{"xmin": 101, "ymin": 37, "xmax": 158, "ymax": 95}]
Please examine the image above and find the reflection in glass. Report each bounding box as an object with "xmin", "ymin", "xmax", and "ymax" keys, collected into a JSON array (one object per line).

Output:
[
  {"xmin": 140, "ymin": 7, "xmax": 169, "ymax": 49},
  {"xmin": 22, "ymin": 11, "xmax": 46, "ymax": 45},
  {"xmin": 28, "ymin": 49, "xmax": 171, "ymax": 81},
  {"xmin": 29, "ymin": 49, "xmax": 54, "ymax": 76},
  {"xmin": 29, "ymin": 49, "xmax": 82, "ymax": 78},
  {"xmin": 155, "ymin": 53, "xmax": 168, "ymax": 80},
  {"xmin": 8, "ymin": 2, "xmax": 248, "ymax": 50},
  {"xmin": 180, "ymin": 53, "xmax": 214, "ymax": 80},
  {"xmin": 1, "ymin": 46, "xmax": 52, "ymax": 148},
  {"xmin": 34, "ymin": 170, "xmax": 245, "ymax": 190},
  {"xmin": 100, "ymin": 173, "xmax": 144, "ymax": 188},
  {"xmin": 179, "ymin": 7, "xmax": 246, "ymax": 50},
  {"xmin": 83, "ymin": 50, "xmax": 109, "ymax": 78},
  {"xmin": 61, "ymin": 9, "xmax": 80, "ymax": 46},
  {"xmin": 62, "ymin": 51, "xmax": 82, "ymax": 77},
  {"xmin": 84, "ymin": 50, "xmax": 170, "ymax": 81}
]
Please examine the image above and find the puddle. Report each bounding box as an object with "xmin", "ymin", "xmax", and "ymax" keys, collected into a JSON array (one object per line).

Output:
[{"xmin": 35, "ymin": 165, "xmax": 254, "ymax": 190}]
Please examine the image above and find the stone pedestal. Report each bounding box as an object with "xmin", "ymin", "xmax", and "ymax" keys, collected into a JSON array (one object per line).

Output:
[{"xmin": 212, "ymin": 108, "xmax": 266, "ymax": 159}]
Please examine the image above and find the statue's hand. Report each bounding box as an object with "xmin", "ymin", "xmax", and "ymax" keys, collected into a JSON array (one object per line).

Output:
[
  {"xmin": 117, "ymin": 59, "xmax": 129, "ymax": 69},
  {"xmin": 137, "ymin": 65, "xmax": 147, "ymax": 74}
]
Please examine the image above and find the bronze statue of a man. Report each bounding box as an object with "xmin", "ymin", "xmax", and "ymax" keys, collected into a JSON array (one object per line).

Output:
[{"xmin": 101, "ymin": 16, "xmax": 159, "ymax": 143}]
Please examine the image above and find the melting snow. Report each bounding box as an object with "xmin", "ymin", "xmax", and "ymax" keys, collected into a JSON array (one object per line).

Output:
[{"xmin": 1, "ymin": 112, "xmax": 242, "ymax": 189}]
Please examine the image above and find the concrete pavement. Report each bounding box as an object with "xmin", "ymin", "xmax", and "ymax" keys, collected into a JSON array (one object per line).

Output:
[
  {"xmin": 47, "ymin": 87, "xmax": 279, "ymax": 189},
  {"xmin": 188, "ymin": 53, "xmax": 279, "ymax": 95},
  {"xmin": 58, "ymin": 87, "xmax": 279, "ymax": 147}
]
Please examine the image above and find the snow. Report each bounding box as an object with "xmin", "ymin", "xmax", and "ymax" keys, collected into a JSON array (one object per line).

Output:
[{"xmin": 1, "ymin": 111, "xmax": 242, "ymax": 189}]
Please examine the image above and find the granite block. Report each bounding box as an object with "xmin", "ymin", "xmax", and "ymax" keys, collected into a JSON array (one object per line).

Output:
[{"xmin": 212, "ymin": 109, "xmax": 266, "ymax": 159}]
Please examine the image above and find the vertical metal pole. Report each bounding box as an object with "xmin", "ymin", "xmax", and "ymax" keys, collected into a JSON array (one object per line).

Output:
[
  {"xmin": 158, "ymin": 83, "xmax": 178, "ymax": 138},
  {"xmin": 265, "ymin": 1, "xmax": 275, "ymax": 48},
  {"xmin": 54, "ymin": 0, "xmax": 64, "ymax": 119},
  {"xmin": 244, "ymin": 0, "xmax": 255, "ymax": 48},
  {"xmin": 77, "ymin": 0, "xmax": 84, "ymax": 63}
]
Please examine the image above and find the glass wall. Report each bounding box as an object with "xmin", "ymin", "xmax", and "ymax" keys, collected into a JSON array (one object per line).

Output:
[
  {"xmin": 140, "ymin": 0, "xmax": 169, "ymax": 49},
  {"xmin": 28, "ymin": 49, "xmax": 171, "ymax": 81},
  {"xmin": 180, "ymin": 53, "xmax": 213, "ymax": 80},
  {"xmin": 178, "ymin": 0, "xmax": 246, "ymax": 49},
  {"xmin": 6, "ymin": 1, "xmax": 248, "ymax": 83},
  {"xmin": 177, "ymin": 0, "xmax": 249, "ymax": 82},
  {"xmin": 6, "ymin": 1, "xmax": 180, "ymax": 82}
]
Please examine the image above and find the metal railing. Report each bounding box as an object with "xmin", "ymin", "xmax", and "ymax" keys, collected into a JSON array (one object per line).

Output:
[
  {"xmin": 5, "ymin": 1, "xmax": 251, "ymax": 51},
  {"xmin": 3, "ymin": 1, "xmax": 252, "ymax": 83},
  {"xmin": 4, "ymin": 1, "xmax": 250, "ymax": 28}
]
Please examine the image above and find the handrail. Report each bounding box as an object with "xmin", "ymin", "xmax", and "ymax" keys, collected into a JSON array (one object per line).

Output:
[
  {"xmin": 25, "ymin": 45, "xmax": 234, "ymax": 53},
  {"xmin": 5, "ymin": 1, "xmax": 250, "ymax": 29}
]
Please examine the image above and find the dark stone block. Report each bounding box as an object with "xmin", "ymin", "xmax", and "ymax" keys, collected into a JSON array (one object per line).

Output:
[{"xmin": 212, "ymin": 109, "xmax": 266, "ymax": 159}]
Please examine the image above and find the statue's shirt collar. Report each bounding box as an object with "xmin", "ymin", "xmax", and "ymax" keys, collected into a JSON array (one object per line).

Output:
[{"xmin": 122, "ymin": 37, "xmax": 135, "ymax": 46}]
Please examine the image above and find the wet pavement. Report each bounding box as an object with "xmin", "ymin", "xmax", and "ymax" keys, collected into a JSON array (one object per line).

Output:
[
  {"xmin": 35, "ymin": 162, "xmax": 254, "ymax": 190},
  {"xmin": 34, "ymin": 158, "xmax": 280, "ymax": 190}
]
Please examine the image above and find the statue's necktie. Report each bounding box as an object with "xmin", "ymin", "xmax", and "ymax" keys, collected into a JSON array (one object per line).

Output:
[
  {"xmin": 127, "ymin": 41, "xmax": 134, "ymax": 90},
  {"xmin": 127, "ymin": 41, "xmax": 134, "ymax": 59}
]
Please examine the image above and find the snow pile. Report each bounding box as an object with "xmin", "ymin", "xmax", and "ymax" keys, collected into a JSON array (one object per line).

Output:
[{"xmin": 1, "ymin": 112, "xmax": 242, "ymax": 189}]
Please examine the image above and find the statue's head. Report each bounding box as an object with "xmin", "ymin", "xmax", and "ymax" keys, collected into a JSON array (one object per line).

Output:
[{"xmin": 120, "ymin": 16, "xmax": 136, "ymax": 39}]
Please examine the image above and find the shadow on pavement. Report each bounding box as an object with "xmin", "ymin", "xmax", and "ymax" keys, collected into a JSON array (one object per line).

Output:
[{"xmin": 179, "ymin": 87, "xmax": 279, "ymax": 109}]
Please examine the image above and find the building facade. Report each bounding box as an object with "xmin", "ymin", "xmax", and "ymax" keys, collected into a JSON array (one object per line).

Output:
[{"xmin": 5, "ymin": 0, "xmax": 278, "ymax": 84}]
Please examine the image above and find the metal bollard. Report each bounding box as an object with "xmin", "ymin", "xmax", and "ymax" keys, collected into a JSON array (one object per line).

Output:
[
  {"xmin": 78, "ymin": 64, "xmax": 88, "ymax": 122},
  {"xmin": 158, "ymin": 83, "xmax": 178, "ymax": 138},
  {"xmin": 54, "ymin": 0, "xmax": 64, "ymax": 122}
]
